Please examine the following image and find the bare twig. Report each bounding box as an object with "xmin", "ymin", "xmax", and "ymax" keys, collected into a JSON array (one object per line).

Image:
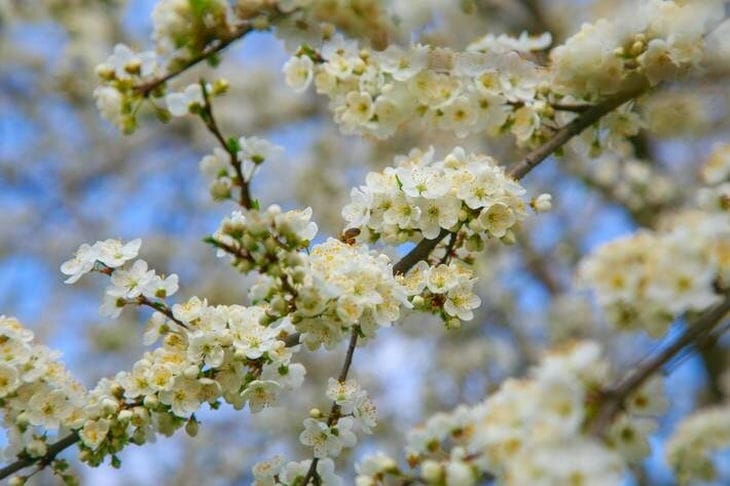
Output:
[
  {"xmin": 517, "ymin": 230, "xmax": 563, "ymax": 295},
  {"xmin": 589, "ymin": 294, "xmax": 730, "ymax": 435},
  {"xmin": 133, "ymin": 24, "xmax": 254, "ymax": 98},
  {"xmin": 198, "ymin": 81, "xmax": 251, "ymax": 208}
]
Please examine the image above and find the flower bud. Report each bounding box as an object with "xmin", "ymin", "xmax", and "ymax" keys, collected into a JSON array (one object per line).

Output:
[
  {"xmin": 184, "ymin": 365, "xmax": 200, "ymax": 379},
  {"xmin": 421, "ymin": 460, "xmax": 443, "ymax": 482},
  {"xmin": 185, "ymin": 418, "xmax": 199, "ymax": 437},
  {"xmin": 118, "ymin": 410, "xmax": 133, "ymax": 423},
  {"xmin": 8, "ymin": 475, "xmax": 26, "ymax": 486},
  {"xmin": 531, "ymin": 193, "xmax": 552, "ymax": 212},
  {"xmin": 143, "ymin": 394, "xmax": 159, "ymax": 409}
]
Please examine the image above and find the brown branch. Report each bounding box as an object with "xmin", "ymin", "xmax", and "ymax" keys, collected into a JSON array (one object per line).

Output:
[
  {"xmin": 438, "ymin": 232, "xmax": 459, "ymax": 266},
  {"xmin": 392, "ymin": 229, "xmax": 450, "ymax": 275},
  {"xmin": 0, "ymin": 432, "xmax": 79, "ymax": 481},
  {"xmin": 589, "ymin": 294, "xmax": 730, "ymax": 435},
  {"xmin": 393, "ymin": 83, "xmax": 649, "ymax": 278},
  {"xmin": 137, "ymin": 296, "xmax": 189, "ymax": 330},
  {"xmin": 133, "ymin": 23, "xmax": 254, "ymax": 98},
  {"xmin": 517, "ymin": 231, "xmax": 563, "ymax": 295},
  {"xmin": 507, "ymin": 81, "xmax": 649, "ymax": 180},
  {"xmin": 301, "ymin": 326, "xmax": 360, "ymax": 485},
  {"xmin": 198, "ymin": 81, "xmax": 251, "ymax": 209}
]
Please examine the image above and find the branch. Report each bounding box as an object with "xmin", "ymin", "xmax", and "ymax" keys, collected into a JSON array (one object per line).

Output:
[
  {"xmin": 301, "ymin": 326, "xmax": 360, "ymax": 485},
  {"xmin": 133, "ymin": 24, "xmax": 254, "ymax": 98},
  {"xmin": 198, "ymin": 81, "xmax": 251, "ymax": 208},
  {"xmin": 507, "ymin": 81, "xmax": 649, "ymax": 180},
  {"xmin": 0, "ymin": 432, "xmax": 79, "ymax": 480},
  {"xmin": 393, "ymin": 82, "xmax": 650, "ymax": 277},
  {"xmin": 392, "ymin": 228, "xmax": 450, "ymax": 275},
  {"xmin": 137, "ymin": 296, "xmax": 189, "ymax": 330},
  {"xmin": 517, "ymin": 230, "xmax": 563, "ymax": 295},
  {"xmin": 589, "ymin": 294, "xmax": 730, "ymax": 435}
]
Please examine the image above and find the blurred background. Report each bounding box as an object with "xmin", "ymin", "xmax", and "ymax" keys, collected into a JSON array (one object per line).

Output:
[{"xmin": 1, "ymin": 0, "xmax": 729, "ymax": 484}]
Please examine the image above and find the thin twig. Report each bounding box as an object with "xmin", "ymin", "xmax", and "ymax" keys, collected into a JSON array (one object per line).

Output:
[
  {"xmin": 589, "ymin": 294, "xmax": 730, "ymax": 435},
  {"xmin": 137, "ymin": 296, "xmax": 189, "ymax": 330},
  {"xmin": 301, "ymin": 326, "xmax": 360, "ymax": 485},
  {"xmin": 133, "ymin": 24, "xmax": 254, "ymax": 98},
  {"xmin": 507, "ymin": 81, "xmax": 648, "ymax": 180},
  {"xmin": 516, "ymin": 231, "xmax": 563, "ymax": 295},
  {"xmin": 199, "ymin": 81, "xmax": 251, "ymax": 208}
]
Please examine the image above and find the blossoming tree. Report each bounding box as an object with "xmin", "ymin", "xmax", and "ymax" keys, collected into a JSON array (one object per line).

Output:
[{"xmin": 2, "ymin": 0, "xmax": 730, "ymax": 484}]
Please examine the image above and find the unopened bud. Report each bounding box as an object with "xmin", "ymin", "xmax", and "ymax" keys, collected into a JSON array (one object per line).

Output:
[
  {"xmin": 500, "ymin": 230, "xmax": 516, "ymax": 245},
  {"xmin": 143, "ymin": 394, "xmax": 159, "ymax": 409},
  {"xmin": 95, "ymin": 64, "xmax": 115, "ymax": 80},
  {"xmin": 421, "ymin": 460, "xmax": 443, "ymax": 482},
  {"xmin": 630, "ymin": 41, "xmax": 645, "ymax": 57},
  {"xmin": 8, "ymin": 475, "xmax": 26, "ymax": 486},
  {"xmin": 445, "ymin": 317, "xmax": 461, "ymax": 330},
  {"xmin": 185, "ymin": 418, "xmax": 199, "ymax": 437},
  {"xmin": 183, "ymin": 365, "xmax": 200, "ymax": 379},
  {"xmin": 118, "ymin": 409, "xmax": 133, "ymax": 423},
  {"xmin": 212, "ymin": 78, "xmax": 229, "ymax": 95},
  {"xmin": 531, "ymin": 193, "xmax": 553, "ymax": 212},
  {"xmin": 124, "ymin": 60, "xmax": 142, "ymax": 75}
]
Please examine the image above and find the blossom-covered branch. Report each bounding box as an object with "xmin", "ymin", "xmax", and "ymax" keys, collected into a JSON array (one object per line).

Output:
[{"xmin": 392, "ymin": 82, "xmax": 649, "ymax": 277}]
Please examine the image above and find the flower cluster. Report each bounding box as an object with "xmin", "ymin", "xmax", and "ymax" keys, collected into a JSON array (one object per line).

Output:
[
  {"xmin": 74, "ymin": 297, "xmax": 304, "ymax": 467},
  {"xmin": 254, "ymin": 380, "xmax": 376, "ymax": 485},
  {"xmin": 578, "ymin": 182, "xmax": 729, "ymax": 337},
  {"xmin": 210, "ymin": 204, "xmax": 317, "ymax": 275},
  {"xmin": 284, "ymin": 35, "xmax": 557, "ymax": 143},
  {"xmin": 152, "ymin": 0, "xmax": 233, "ymax": 59},
  {"xmin": 285, "ymin": 238, "xmax": 410, "ymax": 349},
  {"xmin": 325, "ymin": 377, "xmax": 377, "ymax": 433},
  {"xmin": 252, "ymin": 455, "xmax": 342, "ymax": 486},
  {"xmin": 355, "ymin": 341, "xmax": 665, "ymax": 485},
  {"xmin": 200, "ymin": 136, "xmax": 284, "ymax": 201},
  {"xmin": 39, "ymin": 239, "xmax": 304, "ymax": 469},
  {"xmin": 665, "ymin": 406, "xmax": 730, "ymax": 485},
  {"xmin": 94, "ymin": 0, "xmax": 236, "ymax": 133},
  {"xmin": 61, "ymin": 238, "xmax": 179, "ymax": 319},
  {"xmin": 551, "ymin": 0, "xmax": 722, "ymax": 97},
  {"xmin": 94, "ymin": 44, "xmax": 160, "ymax": 133},
  {"xmin": 342, "ymin": 147, "xmax": 530, "ymax": 246},
  {"xmin": 61, "ymin": 238, "xmax": 141, "ymax": 283},
  {"xmin": 95, "ymin": 0, "xmax": 394, "ymax": 134},
  {"xmin": 236, "ymin": 0, "xmax": 393, "ymax": 53},
  {"xmin": 399, "ymin": 261, "xmax": 481, "ymax": 327},
  {"xmin": 0, "ymin": 317, "xmax": 87, "ymax": 463}
]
